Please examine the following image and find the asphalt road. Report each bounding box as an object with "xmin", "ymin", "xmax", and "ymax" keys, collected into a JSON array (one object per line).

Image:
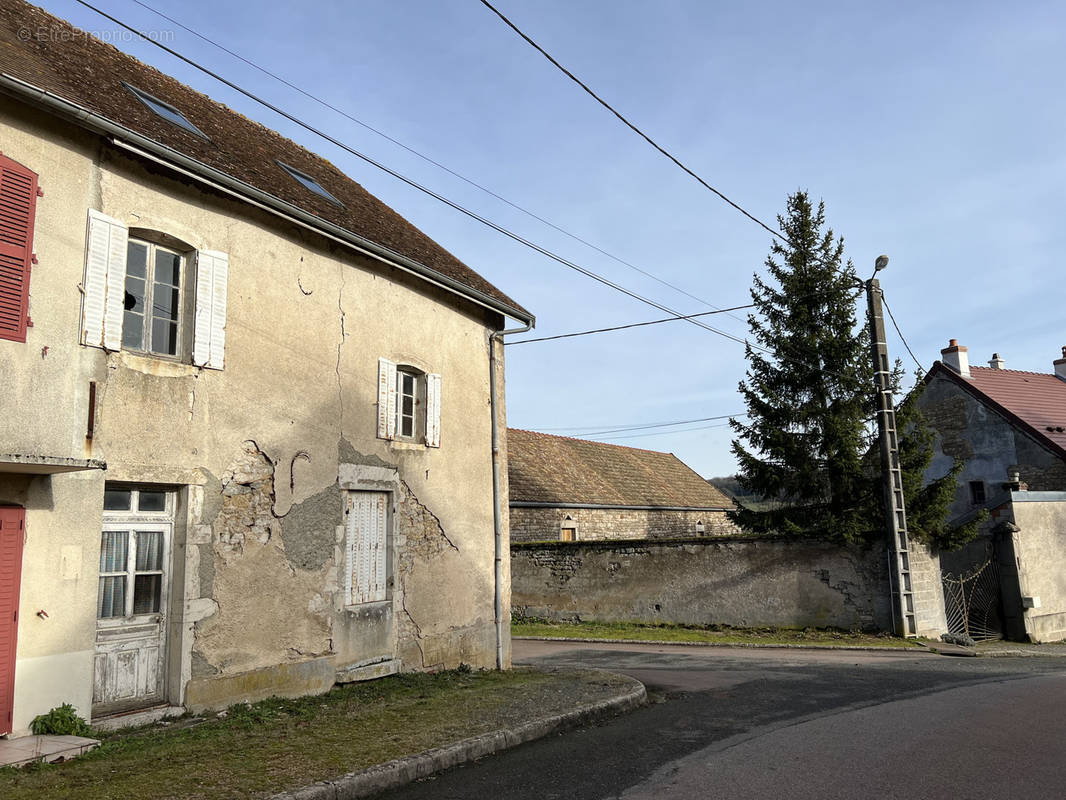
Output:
[{"xmin": 372, "ymin": 641, "xmax": 1066, "ymax": 799}]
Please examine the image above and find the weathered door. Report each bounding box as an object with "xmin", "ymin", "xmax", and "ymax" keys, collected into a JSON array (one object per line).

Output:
[
  {"xmin": 0, "ymin": 506, "xmax": 26, "ymax": 735},
  {"xmin": 93, "ymin": 522, "xmax": 171, "ymax": 712}
]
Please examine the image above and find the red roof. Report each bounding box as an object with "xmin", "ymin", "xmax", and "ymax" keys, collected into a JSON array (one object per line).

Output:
[
  {"xmin": 0, "ymin": 1, "xmax": 529, "ymax": 321},
  {"xmin": 930, "ymin": 363, "xmax": 1066, "ymax": 457}
]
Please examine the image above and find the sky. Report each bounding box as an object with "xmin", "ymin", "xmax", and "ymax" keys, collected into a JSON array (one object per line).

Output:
[{"xmin": 36, "ymin": 0, "xmax": 1066, "ymax": 478}]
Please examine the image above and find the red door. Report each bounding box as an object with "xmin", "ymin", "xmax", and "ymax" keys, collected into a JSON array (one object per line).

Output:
[{"xmin": 0, "ymin": 507, "xmax": 25, "ymax": 735}]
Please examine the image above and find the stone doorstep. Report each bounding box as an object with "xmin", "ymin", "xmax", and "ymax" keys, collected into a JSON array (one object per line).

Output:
[
  {"xmin": 0, "ymin": 735, "xmax": 100, "ymax": 768},
  {"xmin": 92, "ymin": 703, "xmax": 186, "ymax": 732}
]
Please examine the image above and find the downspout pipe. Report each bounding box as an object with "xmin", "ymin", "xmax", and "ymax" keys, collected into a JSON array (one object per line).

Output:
[{"xmin": 489, "ymin": 320, "xmax": 532, "ymax": 670}]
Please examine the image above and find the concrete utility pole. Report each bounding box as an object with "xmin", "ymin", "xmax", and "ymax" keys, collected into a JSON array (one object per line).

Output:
[{"xmin": 865, "ymin": 257, "xmax": 917, "ymax": 637}]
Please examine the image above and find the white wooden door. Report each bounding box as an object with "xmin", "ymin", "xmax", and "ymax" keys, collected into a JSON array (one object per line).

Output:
[{"xmin": 93, "ymin": 522, "xmax": 170, "ymax": 711}]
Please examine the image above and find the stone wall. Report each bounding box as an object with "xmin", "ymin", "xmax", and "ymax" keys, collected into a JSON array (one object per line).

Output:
[
  {"xmin": 919, "ymin": 375, "xmax": 1066, "ymax": 520},
  {"xmin": 509, "ymin": 506, "xmax": 739, "ymax": 543},
  {"xmin": 511, "ymin": 536, "xmax": 895, "ymax": 632}
]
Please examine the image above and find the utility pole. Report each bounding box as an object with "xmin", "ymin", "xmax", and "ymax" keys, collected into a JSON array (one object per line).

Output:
[{"xmin": 866, "ymin": 257, "xmax": 917, "ymax": 638}]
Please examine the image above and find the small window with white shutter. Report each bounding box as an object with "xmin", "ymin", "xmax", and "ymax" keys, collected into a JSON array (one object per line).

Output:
[
  {"xmin": 81, "ymin": 211, "xmax": 228, "ymax": 369},
  {"xmin": 377, "ymin": 358, "xmax": 441, "ymax": 447}
]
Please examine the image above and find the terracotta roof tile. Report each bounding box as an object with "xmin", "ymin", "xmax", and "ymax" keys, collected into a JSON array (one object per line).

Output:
[
  {"xmin": 507, "ymin": 429, "xmax": 734, "ymax": 508},
  {"xmin": 966, "ymin": 366, "xmax": 1066, "ymax": 454},
  {"xmin": 0, "ymin": 0, "xmax": 528, "ymax": 318}
]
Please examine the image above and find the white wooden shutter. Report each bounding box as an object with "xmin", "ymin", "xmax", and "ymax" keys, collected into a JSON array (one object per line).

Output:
[
  {"xmin": 82, "ymin": 209, "xmax": 128, "ymax": 350},
  {"xmin": 193, "ymin": 250, "xmax": 228, "ymax": 370},
  {"xmin": 425, "ymin": 373, "xmax": 442, "ymax": 447},
  {"xmin": 377, "ymin": 357, "xmax": 397, "ymax": 439},
  {"xmin": 346, "ymin": 491, "xmax": 388, "ymax": 605}
]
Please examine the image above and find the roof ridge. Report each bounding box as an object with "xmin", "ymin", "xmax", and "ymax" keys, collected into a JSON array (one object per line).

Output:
[
  {"xmin": 970, "ymin": 365, "xmax": 1058, "ymax": 377},
  {"xmin": 507, "ymin": 428, "xmax": 679, "ymax": 456}
]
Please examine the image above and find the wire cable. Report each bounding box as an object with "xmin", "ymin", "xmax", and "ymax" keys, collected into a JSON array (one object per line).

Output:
[
  {"xmin": 556, "ymin": 414, "xmax": 742, "ymax": 438},
  {"xmin": 76, "ymin": 1, "xmax": 866, "ymax": 386},
  {"xmin": 586, "ymin": 421, "xmax": 734, "ymax": 442},
  {"xmin": 129, "ymin": 0, "xmax": 746, "ymax": 323},
  {"xmin": 881, "ymin": 292, "xmax": 924, "ymax": 372},
  {"xmin": 479, "ymin": 0, "xmax": 784, "ymax": 244},
  {"xmin": 506, "ymin": 304, "xmax": 754, "ymax": 345},
  {"xmin": 76, "ymin": 0, "xmax": 781, "ymax": 354}
]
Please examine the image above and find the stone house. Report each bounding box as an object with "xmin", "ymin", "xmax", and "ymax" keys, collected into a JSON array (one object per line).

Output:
[
  {"xmin": 508, "ymin": 430, "xmax": 736, "ymax": 543},
  {"xmin": 920, "ymin": 340, "xmax": 1066, "ymax": 518},
  {"xmin": 0, "ymin": 2, "xmax": 532, "ymax": 737},
  {"xmin": 918, "ymin": 340, "xmax": 1066, "ymax": 641}
]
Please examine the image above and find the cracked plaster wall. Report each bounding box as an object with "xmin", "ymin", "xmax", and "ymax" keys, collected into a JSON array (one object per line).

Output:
[{"xmin": 1, "ymin": 104, "xmax": 507, "ymax": 720}]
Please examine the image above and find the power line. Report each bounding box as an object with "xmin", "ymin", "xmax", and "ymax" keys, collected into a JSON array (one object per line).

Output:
[
  {"xmin": 78, "ymin": 2, "xmax": 867, "ymax": 388},
  {"xmin": 76, "ymin": 0, "xmax": 775, "ymax": 354},
  {"xmin": 587, "ymin": 421, "xmax": 734, "ymax": 442},
  {"xmin": 506, "ymin": 304, "xmax": 755, "ymax": 345},
  {"xmin": 478, "ymin": 0, "xmax": 784, "ymax": 244},
  {"xmin": 881, "ymin": 291, "xmax": 924, "ymax": 373},
  {"xmin": 560, "ymin": 414, "xmax": 742, "ymax": 437},
  {"xmin": 130, "ymin": 0, "xmax": 746, "ymax": 323}
]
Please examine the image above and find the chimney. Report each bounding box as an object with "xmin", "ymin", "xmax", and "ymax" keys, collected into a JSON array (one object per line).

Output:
[
  {"xmin": 1055, "ymin": 346, "xmax": 1066, "ymax": 381},
  {"xmin": 941, "ymin": 339, "xmax": 970, "ymax": 378},
  {"xmin": 988, "ymin": 353, "xmax": 1006, "ymax": 369}
]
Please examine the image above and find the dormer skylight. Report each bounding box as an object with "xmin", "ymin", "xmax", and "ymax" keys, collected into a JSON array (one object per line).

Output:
[
  {"xmin": 123, "ymin": 82, "xmax": 209, "ymax": 139},
  {"xmin": 277, "ymin": 161, "xmax": 343, "ymax": 206}
]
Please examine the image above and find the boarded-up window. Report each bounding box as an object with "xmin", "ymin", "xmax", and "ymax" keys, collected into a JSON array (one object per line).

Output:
[
  {"xmin": 0, "ymin": 156, "xmax": 39, "ymax": 343},
  {"xmin": 345, "ymin": 491, "xmax": 388, "ymax": 605}
]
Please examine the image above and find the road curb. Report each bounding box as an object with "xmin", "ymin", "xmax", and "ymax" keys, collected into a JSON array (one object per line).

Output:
[
  {"xmin": 514, "ymin": 635, "xmax": 928, "ymax": 653},
  {"xmin": 268, "ymin": 671, "xmax": 647, "ymax": 800}
]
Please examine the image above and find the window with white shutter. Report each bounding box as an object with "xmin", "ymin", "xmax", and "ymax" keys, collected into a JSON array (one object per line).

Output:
[
  {"xmin": 0, "ymin": 155, "xmax": 39, "ymax": 343},
  {"xmin": 345, "ymin": 491, "xmax": 389, "ymax": 605},
  {"xmin": 377, "ymin": 358, "xmax": 441, "ymax": 447},
  {"xmin": 82, "ymin": 210, "xmax": 128, "ymax": 350},
  {"xmin": 81, "ymin": 211, "xmax": 228, "ymax": 368},
  {"xmin": 425, "ymin": 373, "xmax": 442, "ymax": 448},
  {"xmin": 377, "ymin": 357, "xmax": 398, "ymax": 439},
  {"xmin": 192, "ymin": 250, "xmax": 228, "ymax": 370}
]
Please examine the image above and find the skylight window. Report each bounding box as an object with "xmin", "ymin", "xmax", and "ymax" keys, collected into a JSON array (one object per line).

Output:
[
  {"xmin": 277, "ymin": 161, "xmax": 343, "ymax": 206},
  {"xmin": 123, "ymin": 83, "xmax": 208, "ymax": 139}
]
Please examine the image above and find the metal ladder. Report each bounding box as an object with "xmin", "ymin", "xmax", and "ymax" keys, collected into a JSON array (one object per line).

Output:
[{"xmin": 867, "ymin": 278, "xmax": 917, "ymax": 637}]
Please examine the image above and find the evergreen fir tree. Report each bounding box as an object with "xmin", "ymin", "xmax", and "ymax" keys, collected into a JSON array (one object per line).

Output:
[
  {"xmin": 730, "ymin": 191, "xmax": 875, "ymax": 541},
  {"xmin": 731, "ymin": 191, "xmax": 977, "ymax": 548},
  {"xmin": 896, "ymin": 380, "xmax": 984, "ymax": 550}
]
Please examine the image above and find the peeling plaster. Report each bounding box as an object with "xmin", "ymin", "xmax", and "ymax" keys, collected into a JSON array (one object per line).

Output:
[{"xmin": 280, "ymin": 484, "xmax": 342, "ymax": 571}]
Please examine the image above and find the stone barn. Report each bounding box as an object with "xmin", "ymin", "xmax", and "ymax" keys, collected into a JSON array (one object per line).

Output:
[{"xmin": 507, "ymin": 430, "xmax": 736, "ymax": 543}]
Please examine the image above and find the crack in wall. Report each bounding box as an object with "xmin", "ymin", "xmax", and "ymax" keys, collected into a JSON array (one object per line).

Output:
[
  {"xmin": 335, "ymin": 268, "xmax": 347, "ymax": 425},
  {"xmin": 400, "ymin": 573, "xmax": 426, "ymax": 669},
  {"xmin": 401, "ymin": 479, "xmax": 459, "ymax": 553}
]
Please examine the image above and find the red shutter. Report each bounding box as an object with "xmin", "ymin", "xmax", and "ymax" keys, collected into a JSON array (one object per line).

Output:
[
  {"xmin": 0, "ymin": 507, "xmax": 26, "ymax": 735},
  {"xmin": 0, "ymin": 155, "xmax": 39, "ymax": 343}
]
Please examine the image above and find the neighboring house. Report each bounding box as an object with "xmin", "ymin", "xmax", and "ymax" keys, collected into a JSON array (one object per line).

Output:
[
  {"xmin": 0, "ymin": 1, "xmax": 532, "ymax": 737},
  {"xmin": 920, "ymin": 340, "xmax": 1066, "ymax": 518},
  {"xmin": 918, "ymin": 340, "xmax": 1066, "ymax": 641},
  {"xmin": 507, "ymin": 430, "xmax": 737, "ymax": 543}
]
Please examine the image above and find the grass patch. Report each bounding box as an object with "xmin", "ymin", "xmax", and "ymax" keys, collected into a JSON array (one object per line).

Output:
[
  {"xmin": 0, "ymin": 667, "xmax": 614, "ymax": 800},
  {"xmin": 512, "ymin": 619, "xmax": 922, "ymax": 648}
]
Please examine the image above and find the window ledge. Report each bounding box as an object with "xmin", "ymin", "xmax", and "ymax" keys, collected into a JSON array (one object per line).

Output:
[
  {"xmin": 111, "ymin": 350, "xmax": 200, "ymax": 378},
  {"xmin": 388, "ymin": 440, "xmax": 428, "ymax": 452}
]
